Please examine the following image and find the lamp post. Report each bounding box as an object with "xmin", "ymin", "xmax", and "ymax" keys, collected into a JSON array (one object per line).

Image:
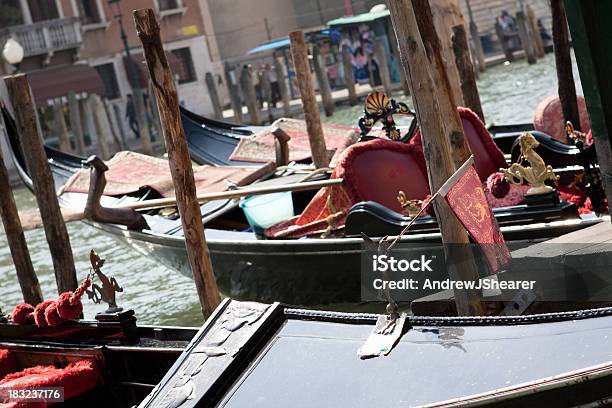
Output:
[
  {"xmin": 107, "ymin": 0, "xmax": 153, "ymax": 154},
  {"xmin": 2, "ymin": 38, "xmax": 24, "ymax": 73},
  {"xmin": 107, "ymin": 0, "xmax": 140, "ymax": 92}
]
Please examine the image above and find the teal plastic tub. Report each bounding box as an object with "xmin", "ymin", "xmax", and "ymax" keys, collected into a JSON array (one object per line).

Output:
[{"xmin": 239, "ymin": 192, "xmax": 294, "ymax": 233}]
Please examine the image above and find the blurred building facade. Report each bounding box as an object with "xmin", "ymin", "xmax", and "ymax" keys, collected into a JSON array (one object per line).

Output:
[{"xmin": 0, "ymin": 0, "xmax": 220, "ymax": 117}]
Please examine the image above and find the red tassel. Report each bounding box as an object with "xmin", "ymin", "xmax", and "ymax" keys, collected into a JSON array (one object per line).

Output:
[
  {"xmin": 33, "ymin": 300, "xmax": 55, "ymax": 328},
  {"xmin": 57, "ymin": 279, "xmax": 90, "ymax": 321},
  {"xmin": 10, "ymin": 304, "xmax": 34, "ymax": 325},
  {"xmin": 44, "ymin": 302, "xmax": 65, "ymax": 327}
]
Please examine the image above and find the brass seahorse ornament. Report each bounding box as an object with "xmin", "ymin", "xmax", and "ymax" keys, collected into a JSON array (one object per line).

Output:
[
  {"xmin": 86, "ymin": 250, "xmax": 124, "ymax": 313},
  {"xmin": 501, "ymin": 133, "xmax": 559, "ymax": 196}
]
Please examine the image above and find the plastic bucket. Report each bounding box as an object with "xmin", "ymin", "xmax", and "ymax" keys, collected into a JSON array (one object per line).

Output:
[{"xmin": 239, "ymin": 192, "xmax": 294, "ymax": 233}]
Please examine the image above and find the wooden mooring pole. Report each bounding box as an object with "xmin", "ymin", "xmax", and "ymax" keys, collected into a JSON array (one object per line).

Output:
[
  {"xmin": 5, "ymin": 74, "xmax": 78, "ymax": 294},
  {"xmin": 389, "ymin": 0, "xmax": 484, "ymax": 316},
  {"xmin": 205, "ymin": 72, "xmax": 223, "ymax": 120},
  {"xmin": 374, "ymin": 37, "xmax": 393, "ymax": 96},
  {"xmin": 223, "ymin": 62, "xmax": 243, "ymax": 122},
  {"xmin": 53, "ymin": 99, "xmax": 72, "ymax": 153},
  {"xmin": 289, "ymin": 30, "xmax": 329, "ymax": 169},
  {"xmin": 89, "ymin": 94, "xmax": 111, "ymax": 160},
  {"xmin": 342, "ymin": 45, "xmax": 358, "ymax": 105},
  {"xmin": 312, "ymin": 44, "xmax": 335, "ymax": 117},
  {"xmin": 274, "ymin": 57, "xmax": 292, "ymax": 117},
  {"xmin": 516, "ymin": 10, "xmax": 537, "ymax": 64},
  {"xmin": 240, "ymin": 65, "xmax": 261, "ymax": 125},
  {"xmin": 451, "ymin": 24, "xmax": 484, "ymax": 122},
  {"xmin": 67, "ymin": 91, "xmax": 86, "ymax": 155},
  {"xmin": 0, "ymin": 115, "xmax": 43, "ymax": 305},
  {"xmin": 134, "ymin": 8, "xmax": 221, "ymax": 318},
  {"xmin": 551, "ymin": 0, "xmax": 581, "ymax": 132},
  {"xmin": 465, "ymin": 0, "xmax": 485, "ymax": 72},
  {"xmin": 133, "ymin": 88, "xmax": 154, "ymax": 155},
  {"xmin": 526, "ymin": 5, "xmax": 545, "ymax": 59}
]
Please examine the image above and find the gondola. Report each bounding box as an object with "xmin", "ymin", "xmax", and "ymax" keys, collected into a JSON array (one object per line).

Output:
[
  {"xmin": 136, "ymin": 296, "xmax": 612, "ymax": 408},
  {"xmin": 2, "ymin": 103, "xmax": 603, "ymax": 307}
]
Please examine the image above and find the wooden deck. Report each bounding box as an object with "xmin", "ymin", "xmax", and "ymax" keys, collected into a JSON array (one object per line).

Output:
[{"xmin": 412, "ymin": 219, "xmax": 612, "ymax": 316}]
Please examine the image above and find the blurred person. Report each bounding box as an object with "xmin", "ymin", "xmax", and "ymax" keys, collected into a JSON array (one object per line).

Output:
[{"xmin": 125, "ymin": 94, "xmax": 139, "ymax": 139}]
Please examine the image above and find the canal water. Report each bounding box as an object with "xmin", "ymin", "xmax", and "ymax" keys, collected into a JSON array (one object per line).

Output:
[{"xmin": 0, "ymin": 53, "xmax": 582, "ymax": 326}]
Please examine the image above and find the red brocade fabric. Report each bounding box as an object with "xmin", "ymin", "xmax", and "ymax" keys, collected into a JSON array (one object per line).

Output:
[
  {"xmin": 443, "ymin": 166, "xmax": 511, "ymax": 273},
  {"xmin": 0, "ymin": 360, "xmax": 97, "ymax": 406}
]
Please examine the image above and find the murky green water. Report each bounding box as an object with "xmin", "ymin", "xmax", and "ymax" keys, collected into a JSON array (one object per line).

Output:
[{"xmin": 0, "ymin": 53, "xmax": 582, "ymax": 326}]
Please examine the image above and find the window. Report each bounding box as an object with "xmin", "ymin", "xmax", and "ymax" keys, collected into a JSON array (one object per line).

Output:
[
  {"xmin": 0, "ymin": 1, "xmax": 24, "ymax": 27},
  {"xmin": 158, "ymin": 0, "xmax": 179, "ymax": 11},
  {"xmin": 77, "ymin": 0, "xmax": 102, "ymax": 25},
  {"xmin": 28, "ymin": 0, "xmax": 59, "ymax": 22},
  {"xmin": 94, "ymin": 63, "xmax": 120, "ymax": 100},
  {"xmin": 171, "ymin": 48, "xmax": 196, "ymax": 84}
]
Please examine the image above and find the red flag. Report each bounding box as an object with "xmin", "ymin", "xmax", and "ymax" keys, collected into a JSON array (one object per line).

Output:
[{"xmin": 439, "ymin": 157, "xmax": 510, "ymax": 273}]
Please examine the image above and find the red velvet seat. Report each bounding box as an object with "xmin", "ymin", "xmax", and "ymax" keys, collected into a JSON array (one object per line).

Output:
[
  {"xmin": 0, "ymin": 360, "xmax": 98, "ymax": 407},
  {"xmin": 0, "ymin": 349, "xmax": 18, "ymax": 379},
  {"xmin": 410, "ymin": 107, "xmax": 508, "ymax": 181}
]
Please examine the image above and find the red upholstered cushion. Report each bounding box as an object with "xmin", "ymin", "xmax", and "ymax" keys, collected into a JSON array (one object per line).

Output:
[
  {"xmin": 409, "ymin": 107, "xmax": 507, "ymax": 181},
  {"xmin": 338, "ymin": 138, "xmax": 430, "ymax": 212},
  {"xmin": 0, "ymin": 349, "xmax": 18, "ymax": 379},
  {"xmin": 0, "ymin": 360, "xmax": 98, "ymax": 405}
]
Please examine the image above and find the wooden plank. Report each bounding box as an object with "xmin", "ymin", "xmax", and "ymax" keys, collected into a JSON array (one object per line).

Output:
[
  {"xmin": 388, "ymin": 0, "xmax": 484, "ymax": 316},
  {"xmin": 0, "ymin": 115, "xmax": 43, "ymax": 305},
  {"xmin": 289, "ymin": 30, "xmax": 330, "ymax": 169},
  {"xmin": 5, "ymin": 74, "xmax": 78, "ymax": 294},
  {"xmin": 133, "ymin": 8, "xmax": 221, "ymax": 318},
  {"xmin": 451, "ymin": 24, "xmax": 485, "ymax": 121}
]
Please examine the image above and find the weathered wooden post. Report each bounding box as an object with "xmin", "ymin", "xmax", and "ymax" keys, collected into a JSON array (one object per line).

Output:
[
  {"xmin": 5, "ymin": 74, "xmax": 78, "ymax": 294},
  {"xmin": 133, "ymin": 8, "xmax": 221, "ymax": 317},
  {"xmin": 240, "ymin": 65, "xmax": 261, "ymax": 125},
  {"xmin": 133, "ymin": 88, "xmax": 153, "ymax": 154},
  {"xmin": 273, "ymin": 57, "xmax": 292, "ymax": 117},
  {"xmin": 52, "ymin": 99, "xmax": 72, "ymax": 153},
  {"xmin": 516, "ymin": 10, "xmax": 537, "ymax": 64},
  {"xmin": 551, "ymin": 0, "xmax": 580, "ymax": 132},
  {"xmin": 289, "ymin": 30, "xmax": 330, "ymax": 169},
  {"xmin": 374, "ymin": 37, "xmax": 393, "ymax": 96},
  {"xmin": 565, "ymin": 0, "xmax": 612, "ymax": 217},
  {"xmin": 451, "ymin": 24, "xmax": 484, "ymax": 121},
  {"xmin": 67, "ymin": 91, "xmax": 86, "ymax": 155},
  {"xmin": 260, "ymin": 69, "xmax": 274, "ymax": 123},
  {"xmin": 90, "ymin": 95, "xmax": 111, "ymax": 160},
  {"xmin": 205, "ymin": 72, "xmax": 223, "ymax": 120},
  {"xmin": 312, "ymin": 44, "xmax": 335, "ymax": 117},
  {"xmin": 430, "ymin": 0, "xmax": 465, "ymax": 106},
  {"xmin": 465, "ymin": 0, "xmax": 485, "ymax": 72},
  {"xmin": 0, "ymin": 118, "xmax": 43, "ymax": 305},
  {"xmin": 412, "ymin": 0, "xmax": 472, "ymax": 167},
  {"xmin": 342, "ymin": 45, "xmax": 358, "ymax": 105},
  {"xmin": 223, "ymin": 62, "xmax": 243, "ymax": 122},
  {"xmin": 103, "ymin": 98, "xmax": 125, "ymax": 151},
  {"xmin": 526, "ymin": 4, "xmax": 545, "ymax": 59},
  {"xmin": 495, "ymin": 20, "xmax": 514, "ymax": 62},
  {"xmin": 112, "ymin": 103, "xmax": 127, "ymax": 149},
  {"xmin": 389, "ymin": 0, "xmax": 484, "ymax": 316}
]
